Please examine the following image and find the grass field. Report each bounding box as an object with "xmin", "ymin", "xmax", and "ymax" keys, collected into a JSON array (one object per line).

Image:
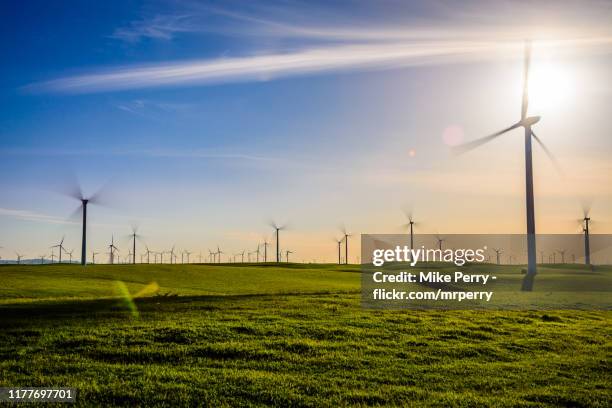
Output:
[{"xmin": 0, "ymin": 263, "xmax": 610, "ymax": 407}]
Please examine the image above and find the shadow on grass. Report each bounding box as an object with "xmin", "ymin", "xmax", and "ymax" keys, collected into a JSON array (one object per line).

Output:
[{"xmin": 0, "ymin": 291, "xmax": 358, "ymax": 327}]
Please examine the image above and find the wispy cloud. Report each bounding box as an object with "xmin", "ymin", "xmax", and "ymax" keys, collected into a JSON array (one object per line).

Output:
[
  {"xmin": 0, "ymin": 207, "xmax": 76, "ymax": 225},
  {"xmin": 22, "ymin": 0, "xmax": 612, "ymax": 94},
  {"xmin": 110, "ymin": 14, "xmax": 203, "ymax": 43},
  {"xmin": 0, "ymin": 147, "xmax": 276, "ymax": 162},
  {"xmin": 26, "ymin": 35, "xmax": 612, "ymax": 94}
]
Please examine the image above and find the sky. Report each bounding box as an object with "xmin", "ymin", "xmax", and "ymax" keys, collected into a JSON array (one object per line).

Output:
[{"xmin": 1, "ymin": 0, "xmax": 612, "ymax": 263}]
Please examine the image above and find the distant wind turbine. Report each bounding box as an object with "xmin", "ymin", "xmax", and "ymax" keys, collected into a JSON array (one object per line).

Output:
[
  {"xmin": 92, "ymin": 251, "xmax": 99, "ymax": 264},
  {"xmin": 340, "ymin": 225, "xmax": 351, "ymax": 265},
  {"xmin": 493, "ymin": 248, "xmax": 503, "ymax": 265},
  {"xmin": 108, "ymin": 236, "xmax": 119, "ymax": 264},
  {"xmin": 129, "ymin": 226, "xmax": 143, "ymax": 264},
  {"xmin": 334, "ymin": 237, "xmax": 342, "ymax": 265},
  {"xmin": 262, "ymin": 239, "xmax": 269, "ymax": 262},
  {"xmin": 557, "ymin": 249, "xmax": 566, "ymax": 264},
  {"xmin": 269, "ymin": 221, "xmax": 286, "ymax": 263},
  {"xmin": 582, "ymin": 207, "xmax": 591, "ymax": 265},
  {"xmin": 216, "ymin": 246, "xmax": 223, "ymax": 263},
  {"xmin": 144, "ymin": 246, "xmax": 153, "ymax": 264},
  {"xmin": 435, "ymin": 235, "xmax": 445, "ymax": 251},
  {"xmin": 285, "ymin": 250, "xmax": 293, "ymax": 262},
  {"xmin": 15, "ymin": 252, "xmax": 24, "ymax": 265},
  {"xmin": 401, "ymin": 208, "xmax": 417, "ymax": 255},
  {"xmin": 51, "ymin": 236, "xmax": 67, "ymax": 263}
]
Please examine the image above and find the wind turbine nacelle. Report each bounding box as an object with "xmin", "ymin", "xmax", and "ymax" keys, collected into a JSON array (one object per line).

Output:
[{"xmin": 522, "ymin": 116, "xmax": 541, "ymax": 127}]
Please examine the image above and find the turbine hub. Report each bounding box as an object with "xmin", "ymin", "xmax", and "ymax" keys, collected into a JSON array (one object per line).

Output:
[{"xmin": 522, "ymin": 116, "xmax": 541, "ymax": 127}]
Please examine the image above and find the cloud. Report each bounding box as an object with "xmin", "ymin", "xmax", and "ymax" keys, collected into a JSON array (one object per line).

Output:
[
  {"xmin": 0, "ymin": 207, "xmax": 77, "ymax": 225},
  {"xmin": 25, "ymin": 34, "xmax": 612, "ymax": 95},
  {"xmin": 110, "ymin": 14, "xmax": 202, "ymax": 43}
]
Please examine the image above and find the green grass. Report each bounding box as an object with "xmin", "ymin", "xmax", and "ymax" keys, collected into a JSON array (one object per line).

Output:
[{"xmin": 0, "ymin": 264, "xmax": 610, "ymax": 407}]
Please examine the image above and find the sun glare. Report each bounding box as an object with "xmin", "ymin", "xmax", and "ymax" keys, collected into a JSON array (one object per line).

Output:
[{"xmin": 528, "ymin": 61, "xmax": 574, "ymax": 113}]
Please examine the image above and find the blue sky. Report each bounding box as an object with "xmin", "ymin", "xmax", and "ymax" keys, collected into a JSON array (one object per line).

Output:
[{"xmin": 1, "ymin": 0, "xmax": 612, "ymax": 262}]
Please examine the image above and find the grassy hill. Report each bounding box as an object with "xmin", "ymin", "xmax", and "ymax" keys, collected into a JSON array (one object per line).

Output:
[{"xmin": 0, "ymin": 264, "xmax": 610, "ymax": 407}]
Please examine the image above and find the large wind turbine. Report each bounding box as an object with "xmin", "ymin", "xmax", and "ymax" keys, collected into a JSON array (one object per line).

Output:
[
  {"xmin": 62, "ymin": 182, "xmax": 107, "ymax": 266},
  {"xmin": 269, "ymin": 221, "xmax": 286, "ymax": 263},
  {"xmin": 452, "ymin": 41, "xmax": 558, "ymax": 291}
]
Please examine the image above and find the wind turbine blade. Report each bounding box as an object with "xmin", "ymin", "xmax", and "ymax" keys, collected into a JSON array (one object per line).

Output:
[
  {"xmin": 451, "ymin": 123, "xmax": 520, "ymax": 156},
  {"xmin": 581, "ymin": 200, "xmax": 592, "ymax": 218},
  {"xmin": 56, "ymin": 171, "xmax": 84, "ymax": 201},
  {"xmin": 521, "ymin": 40, "xmax": 531, "ymax": 120},
  {"xmin": 87, "ymin": 178, "xmax": 116, "ymax": 207},
  {"xmin": 531, "ymin": 131, "xmax": 564, "ymax": 176},
  {"xmin": 402, "ymin": 206, "xmax": 413, "ymax": 222},
  {"xmin": 66, "ymin": 205, "xmax": 83, "ymax": 224}
]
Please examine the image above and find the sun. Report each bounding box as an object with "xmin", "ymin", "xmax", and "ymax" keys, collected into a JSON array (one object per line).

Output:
[{"xmin": 528, "ymin": 61, "xmax": 574, "ymax": 113}]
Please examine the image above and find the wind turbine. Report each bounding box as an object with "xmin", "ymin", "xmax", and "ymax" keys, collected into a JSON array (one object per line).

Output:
[
  {"xmin": 255, "ymin": 244, "xmax": 261, "ymax": 262},
  {"xmin": 340, "ymin": 225, "xmax": 351, "ymax": 265},
  {"xmin": 435, "ymin": 235, "xmax": 445, "ymax": 251},
  {"xmin": 169, "ymin": 246, "xmax": 177, "ymax": 264},
  {"xmin": 15, "ymin": 252, "xmax": 24, "ymax": 265},
  {"xmin": 62, "ymin": 181, "xmax": 108, "ymax": 266},
  {"xmin": 67, "ymin": 249, "xmax": 74, "ymax": 264},
  {"xmin": 401, "ymin": 209, "xmax": 417, "ymax": 254},
  {"xmin": 208, "ymin": 249, "xmax": 215, "ymax": 263},
  {"xmin": 184, "ymin": 250, "xmax": 191, "ymax": 264},
  {"xmin": 269, "ymin": 221, "xmax": 286, "ymax": 263},
  {"xmin": 128, "ymin": 226, "xmax": 143, "ymax": 264},
  {"xmin": 239, "ymin": 250, "xmax": 245, "ymax": 263},
  {"xmin": 39, "ymin": 254, "xmax": 46, "ymax": 264},
  {"xmin": 144, "ymin": 246, "xmax": 152, "ymax": 264},
  {"xmin": 51, "ymin": 236, "xmax": 66, "ymax": 263},
  {"xmin": 582, "ymin": 208, "xmax": 591, "ymax": 265},
  {"xmin": 108, "ymin": 236, "xmax": 119, "ymax": 264},
  {"xmin": 493, "ymin": 248, "xmax": 503, "ymax": 265},
  {"xmin": 216, "ymin": 246, "xmax": 223, "ymax": 263},
  {"xmin": 558, "ymin": 249, "xmax": 566, "ymax": 264},
  {"xmin": 334, "ymin": 237, "xmax": 343, "ymax": 265},
  {"xmin": 285, "ymin": 250, "xmax": 293, "ymax": 262},
  {"xmin": 451, "ymin": 41, "xmax": 560, "ymax": 291},
  {"xmin": 262, "ymin": 239, "xmax": 269, "ymax": 262}
]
